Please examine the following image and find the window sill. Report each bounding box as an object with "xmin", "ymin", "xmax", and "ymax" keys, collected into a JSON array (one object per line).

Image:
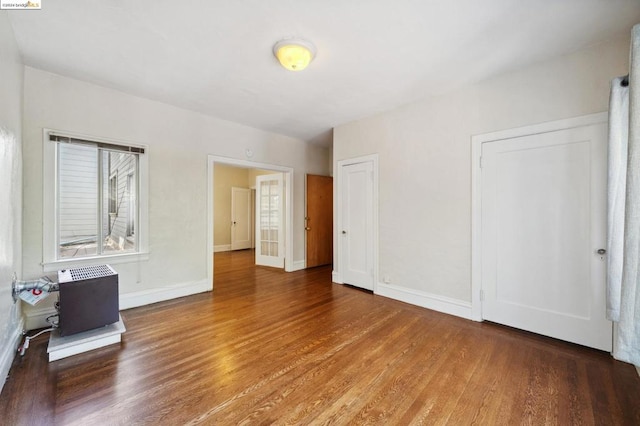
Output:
[{"xmin": 42, "ymin": 252, "xmax": 150, "ymax": 273}]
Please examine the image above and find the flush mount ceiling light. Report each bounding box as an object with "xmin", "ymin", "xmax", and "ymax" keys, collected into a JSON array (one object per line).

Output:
[{"xmin": 273, "ymin": 39, "xmax": 316, "ymax": 71}]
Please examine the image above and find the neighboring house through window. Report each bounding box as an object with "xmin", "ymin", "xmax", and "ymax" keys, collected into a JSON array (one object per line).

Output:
[
  {"xmin": 126, "ymin": 173, "xmax": 135, "ymax": 238},
  {"xmin": 43, "ymin": 130, "xmax": 148, "ymax": 269},
  {"xmin": 108, "ymin": 173, "xmax": 117, "ymax": 234}
]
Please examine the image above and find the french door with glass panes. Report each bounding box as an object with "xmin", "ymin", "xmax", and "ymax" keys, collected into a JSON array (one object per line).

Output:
[{"xmin": 255, "ymin": 174, "xmax": 284, "ymax": 268}]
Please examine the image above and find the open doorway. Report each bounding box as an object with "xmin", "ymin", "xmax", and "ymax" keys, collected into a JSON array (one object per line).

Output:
[
  {"xmin": 212, "ymin": 164, "xmax": 278, "ymax": 254},
  {"xmin": 207, "ymin": 156, "xmax": 294, "ymax": 288}
]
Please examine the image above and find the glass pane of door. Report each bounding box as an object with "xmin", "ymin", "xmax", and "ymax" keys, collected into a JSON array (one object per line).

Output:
[
  {"xmin": 259, "ymin": 179, "xmax": 279, "ymax": 256},
  {"xmin": 255, "ymin": 173, "xmax": 284, "ymax": 268}
]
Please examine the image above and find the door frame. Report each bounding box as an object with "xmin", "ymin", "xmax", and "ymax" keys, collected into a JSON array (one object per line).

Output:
[
  {"xmin": 207, "ymin": 155, "xmax": 294, "ymax": 289},
  {"xmin": 334, "ymin": 154, "xmax": 379, "ymax": 290},
  {"xmin": 471, "ymin": 112, "xmax": 608, "ymax": 322}
]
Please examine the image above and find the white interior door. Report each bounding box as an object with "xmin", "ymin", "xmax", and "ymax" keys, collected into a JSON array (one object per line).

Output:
[
  {"xmin": 255, "ymin": 174, "xmax": 284, "ymax": 268},
  {"xmin": 481, "ymin": 123, "xmax": 611, "ymax": 351},
  {"xmin": 231, "ymin": 187, "xmax": 251, "ymax": 250},
  {"xmin": 341, "ymin": 161, "xmax": 374, "ymax": 290}
]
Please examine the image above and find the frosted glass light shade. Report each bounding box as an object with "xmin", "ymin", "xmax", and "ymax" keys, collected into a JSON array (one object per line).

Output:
[{"xmin": 273, "ymin": 39, "xmax": 316, "ymax": 71}]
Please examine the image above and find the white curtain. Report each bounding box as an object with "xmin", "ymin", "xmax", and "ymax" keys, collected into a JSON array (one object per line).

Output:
[{"xmin": 613, "ymin": 24, "xmax": 640, "ymax": 366}]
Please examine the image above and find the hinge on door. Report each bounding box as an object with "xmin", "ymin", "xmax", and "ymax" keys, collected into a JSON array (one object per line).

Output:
[{"xmin": 480, "ymin": 289, "xmax": 485, "ymax": 301}]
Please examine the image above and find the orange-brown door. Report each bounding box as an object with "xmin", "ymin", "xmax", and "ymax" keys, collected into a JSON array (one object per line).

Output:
[{"xmin": 306, "ymin": 174, "xmax": 333, "ymax": 268}]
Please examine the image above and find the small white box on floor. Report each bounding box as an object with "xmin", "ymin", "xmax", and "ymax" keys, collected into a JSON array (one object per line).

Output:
[{"xmin": 47, "ymin": 315, "xmax": 126, "ymax": 362}]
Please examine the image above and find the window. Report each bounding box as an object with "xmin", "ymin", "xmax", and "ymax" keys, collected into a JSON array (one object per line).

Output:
[
  {"xmin": 108, "ymin": 174, "xmax": 117, "ymax": 234},
  {"xmin": 44, "ymin": 130, "xmax": 148, "ymax": 268},
  {"xmin": 126, "ymin": 173, "xmax": 135, "ymax": 238},
  {"xmin": 108, "ymin": 174, "xmax": 117, "ymax": 214}
]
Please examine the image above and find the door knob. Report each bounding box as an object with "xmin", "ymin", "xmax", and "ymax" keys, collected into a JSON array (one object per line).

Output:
[
  {"xmin": 305, "ymin": 227, "xmax": 311, "ymax": 231},
  {"xmin": 597, "ymin": 248, "xmax": 606, "ymax": 255}
]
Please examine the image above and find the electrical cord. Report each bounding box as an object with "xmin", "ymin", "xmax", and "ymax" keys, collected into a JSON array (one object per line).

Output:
[
  {"xmin": 46, "ymin": 314, "xmax": 59, "ymax": 327},
  {"xmin": 18, "ymin": 327, "xmax": 55, "ymax": 356}
]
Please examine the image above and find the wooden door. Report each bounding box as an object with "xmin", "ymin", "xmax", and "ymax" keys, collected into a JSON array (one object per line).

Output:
[
  {"xmin": 341, "ymin": 161, "xmax": 374, "ymax": 290},
  {"xmin": 231, "ymin": 187, "xmax": 251, "ymax": 250},
  {"xmin": 306, "ymin": 175, "xmax": 333, "ymax": 268},
  {"xmin": 481, "ymin": 122, "xmax": 611, "ymax": 351}
]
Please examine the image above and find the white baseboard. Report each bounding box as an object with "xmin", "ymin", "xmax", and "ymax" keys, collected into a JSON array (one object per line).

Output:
[
  {"xmin": 332, "ymin": 271, "xmax": 343, "ymax": 284},
  {"xmin": 636, "ymin": 365, "xmax": 640, "ymax": 377},
  {"xmin": 24, "ymin": 305, "xmax": 57, "ymax": 331},
  {"xmin": 376, "ymin": 282, "xmax": 473, "ymax": 320},
  {"xmin": 23, "ymin": 280, "xmax": 213, "ymax": 330},
  {"xmin": 0, "ymin": 317, "xmax": 24, "ymax": 395},
  {"xmin": 291, "ymin": 260, "xmax": 306, "ymax": 271},
  {"xmin": 120, "ymin": 279, "xmax": 211, "ymax": 310},
  {"xmin": 214, "ymin": 244, "xmax": 231, "ymax": 253}
]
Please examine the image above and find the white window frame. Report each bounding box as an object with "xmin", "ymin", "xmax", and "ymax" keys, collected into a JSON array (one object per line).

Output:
[{"xmin": 42, "ymin": 128, "xmax": 149, "ymax": 272}]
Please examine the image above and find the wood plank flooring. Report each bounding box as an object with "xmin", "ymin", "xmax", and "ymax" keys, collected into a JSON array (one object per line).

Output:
[{"xmin": 1, "ymin": 249, "xmax": 639, "ymax": 424}]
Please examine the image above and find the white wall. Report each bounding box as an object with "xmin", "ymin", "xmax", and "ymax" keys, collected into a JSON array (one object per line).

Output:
[
  {"xmin": 213, "ymin": 166, "xmax": 281, "ymax": 249},
  {"xmin": 0, "ymin": 11, "xmax": 24, "ymax": 394},
  {"xmin": 247, "ymin": 168, "xmax": 280, "ymax": 188},
  {"xmin": 333, "ymin": 35, "xmax": 631, "ymax": 315},
  {"xmin": 214, "ymin": 164, "xmax": 249, "ymax": 247},
  {"xmin": 22, "ymin": 67, "xmax": 329, "ymax": 316}
]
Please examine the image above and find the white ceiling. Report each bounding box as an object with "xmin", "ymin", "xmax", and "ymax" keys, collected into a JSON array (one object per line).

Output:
[{"xmin": 7, "ymin": 0, "xmax": 640, "ymax": 146}]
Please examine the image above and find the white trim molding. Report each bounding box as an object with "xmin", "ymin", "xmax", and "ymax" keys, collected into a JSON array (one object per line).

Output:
[
  {"xmin": 292, "ymin": 260, "xmax": 306, "ymax": 271},
  {"xmin": 376, "ymin": 283, "xmax": 473, "ymax": 320},
  {"xmin": 42, "ymin": 252, "xmax": 150, "ymax": 272},
  {"xmin": 470, "ymin": 112, "xmax": 608, "ymax": 322},
  {"xmin": 213, "ymin": 244, "xmax": 232, "ymax": 253},
  {"xmin": 0, "ymin": 318, "xmax": 24, "ymax": 395},
  {"xmin": 23, "ymin": 279, "xmax": 212, "ymax": 331},
  {"xmin": 24, "ymin": 305, "xmax": 57, "ymax": 330},
  {"xmin": 119, "ymin": 279, "xmax": 210, "ymax": 310},
  {"xmin": 331, "ymin": 271, "xmax": 343, "ymax": 284}
]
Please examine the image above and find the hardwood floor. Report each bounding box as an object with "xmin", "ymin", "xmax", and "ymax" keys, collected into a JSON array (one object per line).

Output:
[{"xmin": 1, "ymin": 249, "xmax": 639, "ymax": 425}]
